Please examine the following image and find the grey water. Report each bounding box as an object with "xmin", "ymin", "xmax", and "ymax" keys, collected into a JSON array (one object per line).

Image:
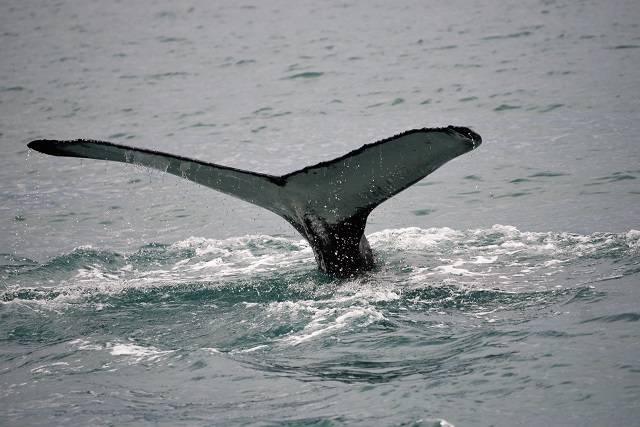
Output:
[{"xmin": 1, "ymin": 0, "xmax": 639, "ymax": 425}]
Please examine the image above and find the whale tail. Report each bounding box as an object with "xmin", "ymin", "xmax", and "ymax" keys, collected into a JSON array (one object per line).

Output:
[{"xmin": 28, "ymin": 126, "xmax": 481, "ymax": 276}]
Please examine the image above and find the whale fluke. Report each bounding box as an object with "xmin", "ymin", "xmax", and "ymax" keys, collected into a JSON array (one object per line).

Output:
[{"xmin": 28, "ymin": 126, "xmax": 481, "ymax": 276}]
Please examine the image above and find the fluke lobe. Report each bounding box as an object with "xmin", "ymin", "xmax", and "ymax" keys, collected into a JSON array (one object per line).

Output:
[{"xmin": 28, "ymin": 126, "xmax": 481, "ymax": 277}]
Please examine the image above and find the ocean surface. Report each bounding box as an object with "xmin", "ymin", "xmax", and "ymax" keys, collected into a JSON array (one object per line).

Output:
[{"xmin": 2, "ymin": 0, "xmax": 639, "ymax": 425}]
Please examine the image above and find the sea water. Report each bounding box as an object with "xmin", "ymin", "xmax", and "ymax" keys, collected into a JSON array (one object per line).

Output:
[{"xmin": 1, "ymin": 0, "xmax": 639, "ymax": 425}]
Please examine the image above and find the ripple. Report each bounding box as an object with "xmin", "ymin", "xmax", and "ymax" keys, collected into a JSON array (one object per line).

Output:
[{"xmin": 285, "ymin": 72, "xmax": 324, "ymax": 79}]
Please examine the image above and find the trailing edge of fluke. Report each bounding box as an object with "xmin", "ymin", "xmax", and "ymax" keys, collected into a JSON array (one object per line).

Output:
[{"xmin": 28, "ymin": 126, "xmax": 482, "ymax": 277}]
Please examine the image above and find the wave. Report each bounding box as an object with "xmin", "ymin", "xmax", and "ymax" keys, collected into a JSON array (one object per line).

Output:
[
  {"xmin": 3, "ymin": 225, "xmax": 637, "ymax": 302},
  {"xmin": 2, "ymin": 225, "xmax": 638, "ymax": 393},
  {"xmin": 2, "ymin": 226, "xmax": 637, "ymax": 349}
]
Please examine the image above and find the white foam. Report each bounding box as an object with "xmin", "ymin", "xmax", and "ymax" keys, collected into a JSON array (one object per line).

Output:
[
  {"xmin": 7, "ymin": 226, "xmax": 636, "ymax": 312},
  {"xmin": 369, "ymin": 227, "xmax": 462, "ymax": 250},
  {"xmin": 30, "ymin": 362, "xmax": 70, "ymax": 374},
  {"xmin": 69, "ymin": 339, "xmax": 103, "ymax": 351},
  {"xmin": 282, "ymin": 305, "xmax": 384, "ymax": 346},
  {"xmin": 235, "ymin": 345, "xmax": 269, "ymax": 353},
  {"xmin": 473, "ymin": 256, "xmax": 498, "ymax": 264},
  {"xmin": 434, "ymin": 263, "xmax": 478, "ymax": 276},
  {"xmin": 253, "ymin": 279, "xmax": 399, "ymax": 347},
  {"xmin": 166, "ymin": 235, "xmax": 314, "ymax": 278},
  {"xmin": 108, "ymin": 343, "xmax": 173, "ymax": 362}
]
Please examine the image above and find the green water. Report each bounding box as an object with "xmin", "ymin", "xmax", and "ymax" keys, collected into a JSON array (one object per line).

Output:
[{"xmin": 2, "ymin": 229, "xmax": 639, "ymax": 425}]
